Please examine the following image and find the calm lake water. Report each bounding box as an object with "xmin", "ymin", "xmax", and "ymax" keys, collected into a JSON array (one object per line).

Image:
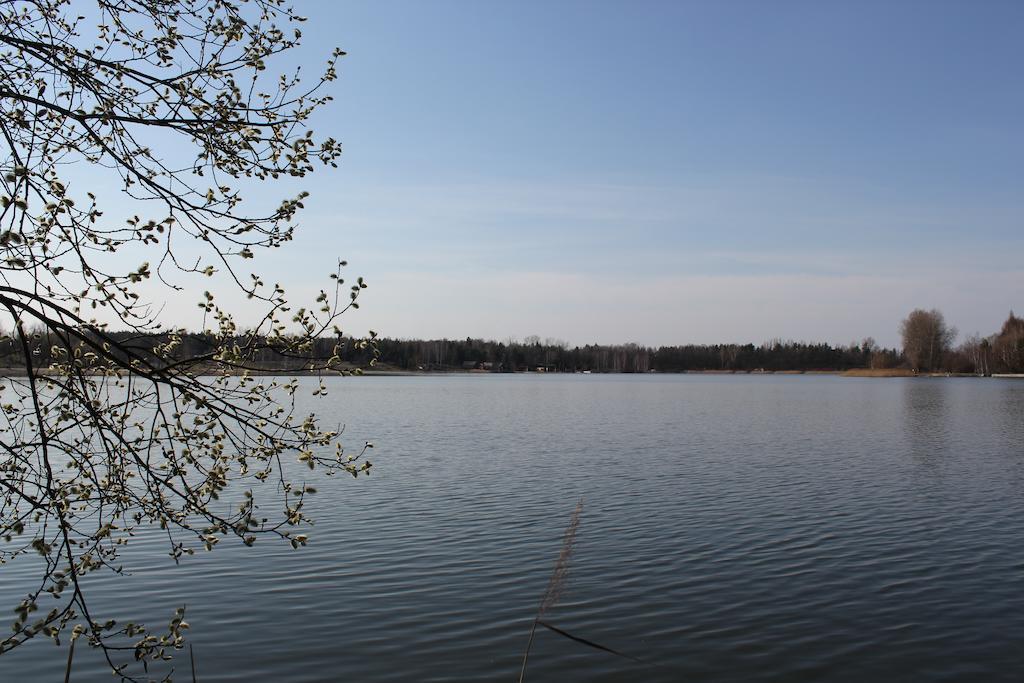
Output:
[{"xmin": 3, "ymin": 374, "xmax": 1024, "ymax": 681}]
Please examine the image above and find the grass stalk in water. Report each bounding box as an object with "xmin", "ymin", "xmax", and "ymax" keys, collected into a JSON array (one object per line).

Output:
[
  {"xmin": 64, "ymin": 637, "xmax": 75, "ymax": 683},
  {"xmin": 518, "ymin": 497, "xmax": 583, "ymax": 682}
]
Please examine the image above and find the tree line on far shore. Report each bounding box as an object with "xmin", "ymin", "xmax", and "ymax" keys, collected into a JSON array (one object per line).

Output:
[
  {"xmin": 2, "ymin": 310, "xmax": 1021, "ymax": 376},
  {"xmin": 369, "ymin": 336, "xmax": 881, "ymax": 373},
  {"xmin": 367, "ymin": 309, "xmax": 1023, "ymax": 374}
]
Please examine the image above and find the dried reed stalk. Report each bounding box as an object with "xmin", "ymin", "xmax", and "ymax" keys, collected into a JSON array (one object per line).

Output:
[
  {"xmin": 517, "ymin": 497, "xmax": 583, "ymax": 683},
  {"xmin": 64, "ymin": 637, "xmax": 76, "ymax": 683}
]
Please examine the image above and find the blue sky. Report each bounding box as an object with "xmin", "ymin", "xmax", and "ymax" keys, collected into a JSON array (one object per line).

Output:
[{"xmin": 152, "ymin": 1, "xmax": 1024, "ymax": 346}]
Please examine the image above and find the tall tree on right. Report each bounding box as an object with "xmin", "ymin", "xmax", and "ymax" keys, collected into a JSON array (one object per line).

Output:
[
  {"xmin": 992, "ymin": 311, "xmax": 1024, "ymax": 372},
  {"xmin": 900, "ymin": 309, "xmax": 957, "ymax": 372}
]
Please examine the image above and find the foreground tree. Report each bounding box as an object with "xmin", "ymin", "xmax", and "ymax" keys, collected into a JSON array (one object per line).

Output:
[
  {"xmin": 0, "ymin": 1, "xmax": 375, "ymax": 677},
  {"xmin": 900, "ymin": 308, "xmax": 956, "ymax": 372}
]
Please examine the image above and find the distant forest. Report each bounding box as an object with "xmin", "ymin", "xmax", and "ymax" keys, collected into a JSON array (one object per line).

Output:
[
  {"xmin": 371, "ymin": 337, "xmax": 885, "ymax": 373},
  {"xmin": 3, "ymin": 311, "xmax": 1021, "ymax": 375},
  {"xmin": 364, "ymin": 310, "xmax": 1022, "ymax": 374}
]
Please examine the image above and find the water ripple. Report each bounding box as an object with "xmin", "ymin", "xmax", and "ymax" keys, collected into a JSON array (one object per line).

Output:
[{"xmin": 2, "ymin": 375, "xmax": 1023, "ymax": 681}]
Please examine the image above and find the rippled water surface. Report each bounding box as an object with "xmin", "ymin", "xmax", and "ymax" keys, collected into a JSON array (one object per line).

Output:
[{"xmin": 3, "ymin": 374, "xmax": 1024, "ymax": 681}]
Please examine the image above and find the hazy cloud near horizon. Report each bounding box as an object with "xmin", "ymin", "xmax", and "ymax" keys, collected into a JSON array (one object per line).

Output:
[
  {"xmin": 140, "ymin": 252, "xmax": 1021, "ymax": 349},
  {"xmin": 315, "ymin": 265, "xmax": 1024, "ymax": 349}
]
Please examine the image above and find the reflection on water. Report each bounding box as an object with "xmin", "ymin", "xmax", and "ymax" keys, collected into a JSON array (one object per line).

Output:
[
  {"xmin": 903, "ymin": 378, "xmax": 950, "ymax": 468},
  {"xmin": 1, "ymin": 375, "xmax": 1023, "ymax": 682},
  {"xmin": 995, "ymin": 380, "xmax": 1024, "ymax": 443}
]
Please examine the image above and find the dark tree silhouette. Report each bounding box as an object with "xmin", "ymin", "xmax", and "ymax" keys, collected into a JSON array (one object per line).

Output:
[
  {"xmin": 0, "ymin": 1, "xmax": 375, "ymax": 676},
  {"xmin": 900, "ymin": 309, "xmax": 956, "ymax": 372}
]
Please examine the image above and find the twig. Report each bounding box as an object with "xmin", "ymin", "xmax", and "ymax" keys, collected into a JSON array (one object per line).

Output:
[{"xmin": 537, "ymin": 620, "xmax": 644, "ymax": 663}]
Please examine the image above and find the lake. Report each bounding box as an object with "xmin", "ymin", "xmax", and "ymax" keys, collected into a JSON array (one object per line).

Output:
[{"xmin": 2, "ymin": 374, "xmax": 1023, "ymax": 681}]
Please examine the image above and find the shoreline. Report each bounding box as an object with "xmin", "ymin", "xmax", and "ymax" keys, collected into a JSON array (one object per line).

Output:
[{"xmin": 1, "ymin": 367, "xmax": 1015, "ymax": 379}]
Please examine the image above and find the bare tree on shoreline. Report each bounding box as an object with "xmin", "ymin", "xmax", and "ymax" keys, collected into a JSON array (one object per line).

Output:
[{"xmin": 900, "ymin": 309, "xmax": 956, "ymax": 373}]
